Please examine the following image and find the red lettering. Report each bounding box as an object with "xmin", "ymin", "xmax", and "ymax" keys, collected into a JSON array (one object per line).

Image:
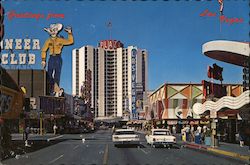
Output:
[
  {"xmin": 46, "ymin": 13, "xmax": 64, "ymax": 20},
  {"xmin": 113, "ymin": 40, "xmax": 117, "ymax": 49},
  {"xmin": 220, "ymin": 15, "xmax": 243, "ymax": 24},
  {"xmin": 219, "ymin": 15, "xmax": 226, "ymax": 22},
  {"xmin": 207, "ymin": 12, "xmax": 216, "ymax": 17},
  {"xmin": 200, "ymin": 9, "xmax": 208, "ymax": 17},
  {"xmin": 104, "ymin": 40, "xmax": 108, "ymax": 49},
  {"xmin": 109, "ymin": 40, "xmax": 113, "ymax": 49},
  {"xmin": 99, "ymin": 40, "xmax": 123, "ymax": 49},
  {"xmin": 239, "ymin": 18, "xmax": 243, "ymax": 23},
  {"xmin": 200, "ymin": 9, "xmax": 216, "ymax": 17}
]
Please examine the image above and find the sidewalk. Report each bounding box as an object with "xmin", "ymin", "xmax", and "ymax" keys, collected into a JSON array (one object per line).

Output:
[
  {"xmin": 183, "ymin": 141, "xmax": 250, "ymax": 163},
  {"xmin": 136, "ymin": 131, "xmax": 249, "ymax": 163},
  {"xmin": 11, "ymin": 133, "xmax": 59, "ymax": 141}
]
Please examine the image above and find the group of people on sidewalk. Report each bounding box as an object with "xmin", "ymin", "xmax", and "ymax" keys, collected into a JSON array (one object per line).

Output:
[
  {"xmin": 181, "ymin": 125, "xmax": 210, "ymax": 144},
  {"xmin": 24, "ymin": 123, "xmax": 58, "ymax": 141}
]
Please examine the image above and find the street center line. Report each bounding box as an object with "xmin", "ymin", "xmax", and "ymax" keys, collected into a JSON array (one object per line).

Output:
[
  {"xmin": 102, "ymin": 144, "xmax": 109, "ymax": 165},
  {"xmin": 73, "ymin": 145, "xmax": 79, "ymax": 150},
  {"xmin": 47, "ymin": 135, "xmax": 63, "ymax": 141},
  {"xmin": 48, "ymin": 154, "xmax": 64, "ymax": 164}
]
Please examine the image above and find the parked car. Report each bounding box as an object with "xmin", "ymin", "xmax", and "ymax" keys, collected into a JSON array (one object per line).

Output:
[
  {"xmin": 145, "ymin": 129, "xmax": 176, "ymax": 148},
  {"xmin": 112, "ymin": 129, "xmax": 140, "ymax": 147},
  {"xmin": 99, "ymin": 125, "xmax": 108, "ymax": 130}
]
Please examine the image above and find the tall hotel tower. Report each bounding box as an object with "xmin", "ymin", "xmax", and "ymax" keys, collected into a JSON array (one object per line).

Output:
[{"xmin": 72, "ymin": 40, "xmax": 148, "ymax": 120}]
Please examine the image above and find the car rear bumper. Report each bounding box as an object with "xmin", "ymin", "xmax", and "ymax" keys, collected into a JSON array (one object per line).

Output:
[
  {"xmin": 113, "ymin": 140, "xmax": 140, "ymax": 145},
  {"xmin": 152, "ymin": 142, "xmax": 175, "ymax": 146}
]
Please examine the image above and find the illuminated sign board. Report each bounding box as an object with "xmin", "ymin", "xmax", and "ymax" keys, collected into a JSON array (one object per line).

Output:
[
  {"xmin": 99, "ymin": 40, "xmax": 123, "ymax": 50},
  {"xmin": 131, "ymin": 48, "xmax": 137, "ymax": 120},
  {"xmin": 0, "ymin": 93, "xmax": 12, "ymax": 114},
  {"xmin": 0, "ymin": 4, "xmax": 4, "ymax": 40},
  {"xmin": 0, "ymin": 38, "xmax": 40, "ymax": 65},
  {"xmin": 202, "ymin": 80, "xmax": 227, "ymax": 98}
]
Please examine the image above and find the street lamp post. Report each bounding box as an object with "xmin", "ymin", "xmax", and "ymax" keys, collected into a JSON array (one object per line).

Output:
[
  {"xmin": 39, "ymin": 112, "xmax": 43, "ymax": 135},
  {"xmin": 210, "ymin": 109, "xmax": 219, "ymax": 148}
]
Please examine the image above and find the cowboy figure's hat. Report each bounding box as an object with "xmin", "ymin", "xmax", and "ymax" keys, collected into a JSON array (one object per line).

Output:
[{"xmin": 44, "ymin": 23, "xmax": 63, "ymax": 36}]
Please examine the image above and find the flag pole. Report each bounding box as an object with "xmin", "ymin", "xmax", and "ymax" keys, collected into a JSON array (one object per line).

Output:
[
  {"xmin": 107, "ymin": 21, "xmax": 112, "ymax": 40},
  {"xmin": 220, "ymin": 13, "xmax": 222, "ymax": 33},
  {"xmin": 218, "ymin": 0, "xmax": 223, "ymax": 34}
]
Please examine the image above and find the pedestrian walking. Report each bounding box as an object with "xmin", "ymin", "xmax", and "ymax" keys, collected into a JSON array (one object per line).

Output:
[
  {"xmin": 190, "ymin": 126, "xmax": 195, "ymax": 142},
  {"xmin": 53, "ymin": 124, "xmax": 58, "ymax": 135},
  {"xmin": 201, "ymin": 126, "xmax": 207, "ymax": 144},
  {"xmin": 194, "ymin": 130, "xmax": 201, "ymax": 144},
  {"xmin": 112, "ymin": 125, "xmax": 115, "ymax": 133},
  {"xmin": 238, "ymin": 126, "xmax": 245, "ymax": 147},
  {"xmin": 24, "ymin": 126, "xmax": 31, "ymax": 147},
  {"xmin": 166, "ymin": 126, "xmax": 170, "ymax": 132},
  {"xmin": 172, "ymin": 125, "xmax": 176, "ymax": 134},
  {"xmin": 197, "ymin": 125, "xmax": 202, "ymax": 134},
  {"xmin": 185, "ymin": 125, "xmax": 190, "ymax": 142},
  {"xmin": 25, "ymin": 126, "xmax": 30, "ymax": 141},
  {"xmin": 181, "ymin": 126, "xmax": 186, "ymax": 141}
]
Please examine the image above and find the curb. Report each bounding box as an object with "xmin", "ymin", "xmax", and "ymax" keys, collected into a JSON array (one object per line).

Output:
[
  {"xmin": 184, "ymin": 142, "xmax": 250, "ymax": 163},
  {"xmin": 207, "ymin": 147, "xmax": 250, "ymax": 162}
]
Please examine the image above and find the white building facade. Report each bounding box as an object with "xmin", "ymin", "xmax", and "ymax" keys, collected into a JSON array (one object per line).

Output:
[{"xmin": 72, "ymin": 40, "xmax": 148, "ymax": 120}]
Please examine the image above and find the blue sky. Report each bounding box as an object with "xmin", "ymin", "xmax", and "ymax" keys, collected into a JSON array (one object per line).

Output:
[{"xmin": 2, "ymin": 1, "xmax": 249, "ymax": 94}]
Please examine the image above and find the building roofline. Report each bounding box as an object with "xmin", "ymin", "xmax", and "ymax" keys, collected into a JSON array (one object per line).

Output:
[{"xmin": 149, "ymin": 82, "xmax": 243, "ymax": 97}]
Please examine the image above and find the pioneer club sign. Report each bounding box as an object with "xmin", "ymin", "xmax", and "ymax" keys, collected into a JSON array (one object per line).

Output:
[{"xmin": 0, "ymin": 38, "xmax": 40, "ymax": 65}]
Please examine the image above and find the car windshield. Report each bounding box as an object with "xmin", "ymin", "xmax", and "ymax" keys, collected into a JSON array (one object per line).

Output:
[
  {"xmin": 153, "ymin": 131, "xmax": 171, "ymax": 135},
  {"xmin": 114, "ymin": 131, "xmax": 135, "ymax": 135}
]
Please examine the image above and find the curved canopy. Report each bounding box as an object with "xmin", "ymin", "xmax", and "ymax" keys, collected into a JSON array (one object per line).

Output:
[{"xmin": 202, "ymin": 40, "xmax": 250, "ymax": 67}]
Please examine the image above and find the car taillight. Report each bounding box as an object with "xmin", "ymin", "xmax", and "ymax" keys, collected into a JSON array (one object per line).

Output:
[
  {"xmin": 114, "ymin": 136, "xmax": 119, "ymax": 139},
  {"xmin": 153, "ymin": 138, "xmax": 156, "ymax": 141},
  {"xmin": 174, "ymin": 138, "xmax": 176, "ymax": 142}
]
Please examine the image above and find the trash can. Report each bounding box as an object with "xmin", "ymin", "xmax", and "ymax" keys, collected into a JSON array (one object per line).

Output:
[
  {"xmin": 195, "ymin": 134, "xmax": 201, "ymax": 144},
  {"xmin": 205, "ymin": 136, "xmax": 211, "ymax": 146}
]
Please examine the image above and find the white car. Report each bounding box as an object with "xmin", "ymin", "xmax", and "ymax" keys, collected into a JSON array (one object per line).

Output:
[
  {"xmin": 112, "ymin": 129, "xmax": 140, "ymax": 147},
  {"xmin": 145, "ymin": 129, "xmax": 176, "ymax": 148}
]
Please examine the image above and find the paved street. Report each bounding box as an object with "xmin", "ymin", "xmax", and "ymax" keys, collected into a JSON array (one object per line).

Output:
[{"xmin": 2, "ymin": 130, "xmax": 245, "ymax": 165}]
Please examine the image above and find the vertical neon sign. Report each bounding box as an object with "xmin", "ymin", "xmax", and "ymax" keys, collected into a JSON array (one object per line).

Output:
[
  {"xmin": 0, "ymin": 3, "xmax": 4, "ymax": 41},
  {"xmin": 131, "ymin": 48, "xmax": 137, "ymax": 120},
  {"xmin": 0, "ymin": 3, "xmax": 4, "ymax": 117}
]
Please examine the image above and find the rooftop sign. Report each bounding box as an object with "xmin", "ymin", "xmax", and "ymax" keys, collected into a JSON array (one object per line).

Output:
[{"xmin": 99, "ymin": 40, "xmax": 123, "ymax": 50}]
